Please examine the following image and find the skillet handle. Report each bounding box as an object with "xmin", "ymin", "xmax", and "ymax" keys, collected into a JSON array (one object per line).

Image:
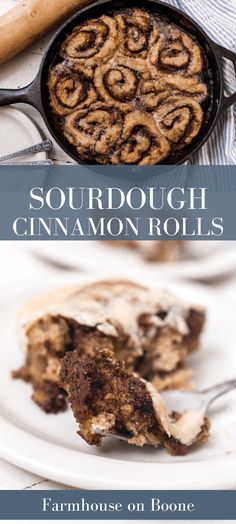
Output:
[
  {"xmin": 0, "ymin": 76, "xmax": 40, "ymax": 108},
  {"xmin": 217, "ymin": 44, "xmax": 236, "ymax": 110}
]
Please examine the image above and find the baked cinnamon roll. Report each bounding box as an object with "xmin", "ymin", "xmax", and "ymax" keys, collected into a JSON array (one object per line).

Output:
[
  {"xmin": 113, "ymin": 111, "xmax": 170, "ymax": 165},
  {"xmin": 94, "ymin": 60, "xmax": 139, "ymax": 112},
  {"xmin": 155, "ymin": 96, "xmax": 203, "ymax": 148},
  {"xmin": 148, "ymin": 74, "xmax": 208, "ymax": 103},
  {"xmin": 60, "ymin": 15, "xmax": 119, "ymax": 68},
  {"xmin": 147, "ymin": 27, "xmax": 207, "ymax": 103},
  {"xmin": 64, "ymin": 103, "xmax": 123, "ymax": 163},
  {"xmin": 149, "ymin": 27, "xmax": 203, "ymax": 75},
  {"xmin": 48, "ymin": 63, "xmax": 97, "ymax": 116},
  {"xmin": 116, "ymin": 8, "xmax": 158, "ymax": 59}
]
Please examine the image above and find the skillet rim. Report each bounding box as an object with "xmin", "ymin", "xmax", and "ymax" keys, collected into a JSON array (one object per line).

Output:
[{"xmin": 37, "ymin": 0, "xmax": 224, "ymax": 165}]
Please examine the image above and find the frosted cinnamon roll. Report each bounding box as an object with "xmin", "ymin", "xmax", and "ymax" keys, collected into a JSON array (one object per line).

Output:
[
  {"xmin": 14, "ymin": 279, "xmax": 208, "ymax": 454},
  {"xmin": 60, "ymin": 15, "xmax": 119, "ymax": 68},
  {"xmin": 155, "ymin": 96, "xmax": 203, "ymax": 148},
  {"xmin": 48, "ymin": 63, "xmax": 97, "ymax": 116},
  {"xmin": 113, "ymin": 111, "xmax": 170, "ymax": 165},
  {"xmin": 149, "ymin": 27, "xmax": 203, "ymax": 75},
  {"xmin": 64, "ymin": 103, "xmax": 123, "ymax": 163}
]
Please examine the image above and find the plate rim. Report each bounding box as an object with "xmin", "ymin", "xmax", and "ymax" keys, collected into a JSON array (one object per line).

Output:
[{"xmin": 0, "ymin": 413, "xmax": 236, "ymax": 490}]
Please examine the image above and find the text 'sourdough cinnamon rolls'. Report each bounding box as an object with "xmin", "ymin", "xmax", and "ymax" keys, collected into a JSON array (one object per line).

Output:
[{"xmin": 47, "ymin": 7, "xmax": 208, "ymax": 165}]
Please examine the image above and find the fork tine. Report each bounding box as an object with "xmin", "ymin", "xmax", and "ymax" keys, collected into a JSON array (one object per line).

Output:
[
  {"xmin": 201, "ymin": 378, "xmax": 236, "ymax": 410},
  {"xmin": 92, "ymin": 379, "xmax": 236, "ymax": 444},
  {"xmin": 93, "ymin": 427, "xmax": 129, "ymax": 442},
  {"xmin": 201, "ymin": 378, "xmax": 236, "ymax": 394}
]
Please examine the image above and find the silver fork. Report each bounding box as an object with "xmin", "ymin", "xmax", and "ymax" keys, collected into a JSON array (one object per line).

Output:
[{"xmin": 93, "ymin": 379, "xmax": 236, "ymax": 443}]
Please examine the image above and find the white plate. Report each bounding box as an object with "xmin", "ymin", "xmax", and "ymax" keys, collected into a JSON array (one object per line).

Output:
[
  {"xmin": 28, "ymin": 240, "xmax": 236, "ymax": 282},
  {"xmin": 0, "ymin": 106, "xmax": 46, "ymax": 161},
  {"xmin": 0, "ymin": 274, "xmax": 236, "ymax": 489}
]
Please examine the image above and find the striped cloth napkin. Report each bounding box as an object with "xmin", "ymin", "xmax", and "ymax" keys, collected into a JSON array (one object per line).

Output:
[{"xmin": 164, "ymin": 0, "xmax": 236, "ymax": 165}]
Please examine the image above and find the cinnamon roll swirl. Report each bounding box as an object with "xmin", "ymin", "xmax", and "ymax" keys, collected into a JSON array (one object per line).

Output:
[
  {"xmin": 114, "ymin": 111, "xmax": 170, "ymax": 165},
  {"xmin": 149, "ymin": 27, "xmax": 203, "ymax": 75},
  {"xmin": 94, "ymin": 60, "xmax": 139, "ymax": 112},
  {"xmin": 155, "ymin": 96, "xmax": 203, "ymax": 148},
  {"xmin": 116, "ymin": 8, "xmax": 158, "ymax": 59},
  {"xmin": 48, "ymin": 7, "xmax": 209, "ymax": 164},
  {"xmin": 64, "ymin": 103, "xmax": 123, "ymax": 164},
  {"xmin": 60, "ymin": 15, "xmax": 119, "ymax": 68},
  {"xmin": 48, "ymin": 63, "xmax": 97, "ymax": 116}
]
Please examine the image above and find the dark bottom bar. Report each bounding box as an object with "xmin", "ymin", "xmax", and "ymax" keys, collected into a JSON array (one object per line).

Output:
[{"xmin": 0, "ymin": 490, "xmax": 235, "ymax": 520}]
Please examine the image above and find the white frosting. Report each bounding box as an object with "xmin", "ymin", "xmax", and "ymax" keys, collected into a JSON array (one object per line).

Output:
[
  {"xmin": 146, "ymin": 381, "xmax": 204, "ymax": 446},
  {"xmin": 18, "ymin": 280, "xmax": 203, "ymax": 354},
  {"xmin": 144, "ymin": 381, "xmax": 172, "ymax": 437},
  {"xmin": 170, "ymin": 411, "xmax": 205, "ymax": 446}
]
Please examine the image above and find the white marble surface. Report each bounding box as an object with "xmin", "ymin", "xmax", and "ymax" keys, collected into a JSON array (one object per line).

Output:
[{"xmin": 0, "ymin": 0, "xmax": 236, "ymax": 496}]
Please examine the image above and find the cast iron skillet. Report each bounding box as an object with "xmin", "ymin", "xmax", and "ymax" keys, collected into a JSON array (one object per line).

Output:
[{"xmin": 0, "ymin": 0, "xmax": 236, "ymax": 165}]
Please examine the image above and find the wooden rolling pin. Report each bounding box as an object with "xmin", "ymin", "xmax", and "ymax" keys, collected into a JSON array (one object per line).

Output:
[{"xmin": 0, "ymin": 0, "xmax": 93, "ymax": 65}]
